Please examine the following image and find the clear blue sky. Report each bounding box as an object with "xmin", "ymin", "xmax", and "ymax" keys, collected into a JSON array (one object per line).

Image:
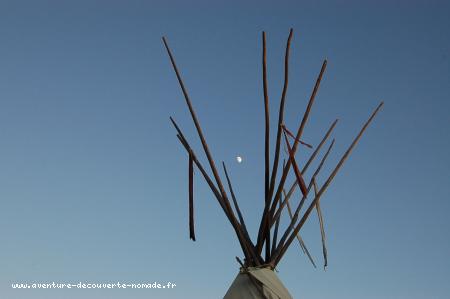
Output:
[{"xmin": 0, "ymin": 0, "xmax": 449, "ymax": 298}]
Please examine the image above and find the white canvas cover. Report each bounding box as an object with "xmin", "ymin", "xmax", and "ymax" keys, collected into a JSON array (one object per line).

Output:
[{"xmin": 224, "ymin": 267, "xmax": 293, "ymax": 299}]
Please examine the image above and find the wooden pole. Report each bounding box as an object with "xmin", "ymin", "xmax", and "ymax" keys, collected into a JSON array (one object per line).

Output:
[{"xmin": 258, "ymin": 29, "xmax": 294, "ymax": 258}]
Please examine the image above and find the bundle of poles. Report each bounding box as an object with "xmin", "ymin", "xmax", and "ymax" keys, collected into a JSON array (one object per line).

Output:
[{"xmin": 163, "ymin": 29, "xmax": 383, "ymax": 269}]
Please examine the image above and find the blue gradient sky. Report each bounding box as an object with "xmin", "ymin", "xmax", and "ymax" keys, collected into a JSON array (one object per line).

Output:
[{"xmin": 0, "ymin": 0, "xmax": 449, "ymax": 298}]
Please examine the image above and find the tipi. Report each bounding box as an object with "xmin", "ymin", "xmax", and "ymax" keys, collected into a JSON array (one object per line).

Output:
[{"xmin": 163, "ymin": 29, "xmax": 382, "ymax": 299}]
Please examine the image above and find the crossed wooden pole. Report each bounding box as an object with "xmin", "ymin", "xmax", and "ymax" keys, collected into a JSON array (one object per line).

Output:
[{"xmin": 163, "ymin": 29, "xmax": 383, "ymax": 269}]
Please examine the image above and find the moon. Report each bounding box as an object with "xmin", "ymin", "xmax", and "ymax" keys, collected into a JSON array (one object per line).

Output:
[{"xmin": 236, "ymin": 156, "xmax": 243, "ymax": 163}]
